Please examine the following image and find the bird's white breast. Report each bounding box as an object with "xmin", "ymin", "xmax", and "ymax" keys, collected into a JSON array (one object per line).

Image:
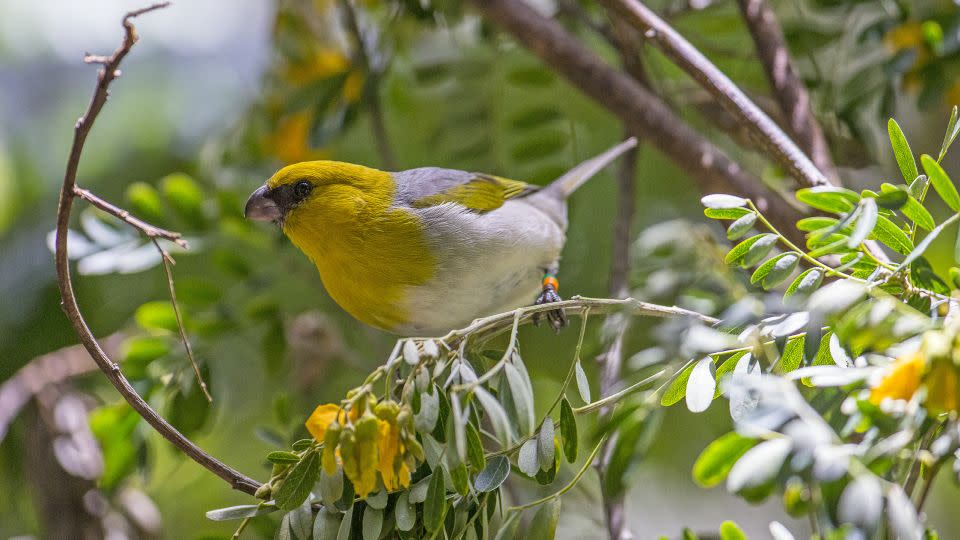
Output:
[{"xmin": 393, "ymin": 199, "xmax": 565, "ymax": 335}]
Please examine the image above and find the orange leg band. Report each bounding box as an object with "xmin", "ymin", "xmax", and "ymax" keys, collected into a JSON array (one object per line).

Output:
[{"xmin": 542, "ymin": 275, "xmax": 559, "ymax": 291}]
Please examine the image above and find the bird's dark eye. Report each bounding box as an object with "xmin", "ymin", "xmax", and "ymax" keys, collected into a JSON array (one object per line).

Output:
[{"xmin": 293, "ymin": 180, "xmax": 312, "ymax": 200}]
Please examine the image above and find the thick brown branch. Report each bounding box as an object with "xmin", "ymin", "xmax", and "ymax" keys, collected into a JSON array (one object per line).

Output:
[
  {"xmin": 469, "ymin": 0, "xmax": 806, "ymax": 243},
  {"xmin": 601, "ymin": 0, "xmax": 830, "ymax": 189},
  {"xmin": 736, "ymin": 0, "xmax": 837, "ymax": 181},
  {"xmin": 53, "ymin": 3, "xmax": 260, "ymax": 496}
]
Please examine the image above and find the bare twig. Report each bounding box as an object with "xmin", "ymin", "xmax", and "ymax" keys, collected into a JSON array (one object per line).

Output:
[
  {"xmin": 53, "ymin": 3, "xmax": 260, "ymax": 495},
  {"xmin": 600, "ymin": 0, "xmax": 829, "ymax": 189},
  {"xmin": 74, "ymin": 186, "xmax": 186, "ymax": 247},
  {"xmin": 469, "ymin": 0, "xmax": 807, "ymax": 244},
  {"xmin": 736, "ymin": 0, "xmax": 837, "ymax": 181},
  {"xmin": 339, "ymin": 0, "xmax": 396, "ymax": 169},
  {"xmin": 152, "ymin": 239, "xmax": 212, "ymax": 402}
]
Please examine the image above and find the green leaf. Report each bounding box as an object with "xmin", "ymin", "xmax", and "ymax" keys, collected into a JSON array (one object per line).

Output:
[
  {"xmin": 574, "ymin": 361, "xmax": 591, "ymax": 404},
  {"xmin": 451, "ymin": 462, "xmax": 470, "ymax": 496},
  {"xmin": 889, "ymin": 118, "xmax": 919, "ymax": 183},
  {"xmin": 337, "ymin": 507, "xmax": 354, "ymax": 540},
  {"xmin": 290, "ymin": 500, "xmax": 313, "ymax": 540},
  {"xmin": 493, "ymin": 512, "xmax": 521, "ymax": 540},
  {"xmin": 719, "ymin": 521, "xmax": 748, "ymax": 540},
  {"xmin": 362, "ymin": 507, "xmax": 383, "ymax": 540},
  {"xmin": 725, "ymin": 234, "xmax": 764, "ymax": 265},
  {"xmin": 275, "ymin": 450, "xmax": 320, "ymax": 511},
  {"xmin": 161, "ymin": 172, "xmax": 205, "ymax": 226},
  {"xmin": 661, "ymin": 362, "xmax": 696, "ymax": 406},
  {"xmin": 743, "ymin": 235, "xmax": 778, "ymax": 267},
  {"xmin": 848, "ymin": 198, "xmax": 878, "ymax": 248},
  {"xmin": 206, "ymin": 503, "xmax": 278, "ymax": 521},
  {"xmin": 807, "ymin": 238, "xmax": 851, "ymax": 258},
  {"xmin": 475, "ymin": 455, "xmax": 510, "ymax": 492},
  {"xmin": 366, "ymin": 488, "xmax": 388, "ymax": 510},
  {"xmin": 318, "ymin": 467, "xmax": 344, "ymax": 506},
  {"xmin": 900, "ymin": 196, "xmax": 935, "ymax": 231},
  {"xmin": 797, "ymin": 216, "xmax": 840, "ymax": 232},
  {"xmin": 134, "ymin": 301, "xmax": 178, "ymax": 332},
  {"xmin": 701, "ymin": 194, "xmax": 748, "ymax": 209},
  {"xmin": 125, "ymin": 181, "xmax": 164, "ymax": 223},
  {"xmin": 466, "ymin": 422, "xmax": 486, "ymax": 471},
  {"xmin": 873, "ymin": 188, "xmax": 908, "ymax": 209},
  {"xmin": 527, "ymin": 498, "xmax": 561, "ymax": 540},
  {"xmin": 268, "ymin": 451, "xmax": 302, "ymax": 464},
  {"xmin": 785, "ymin": 269, "xmax": 823, "ymax": 300},
  {"xmin": 897, "ymin": 215, "xmax": 955, "ymax": 272},
  {"xmin": 313, "ymin": 508, "xmax": 342, "ymax": 540},
  {"xmin": 726, "ymin": 213, "xmax": 757, "ymax": 240},
  {"xmin": 704, "ymin": 207, "xmax": 751, "ymax": 220},
  {"xmin": 872, "ymin": 216, "xmax": 914, "ymax": 254},
  {"xmin": 939, "ymin": 105, "xmax": 960, "ymax": 162},
  {"xmin": 89, "ymin": 402, "xmax": 140, "ymax": 490},
  {"xmin": 922, "ymin": 154, "xmax": 960, "ymax": 212},
  {"xmin": 424, "ymin": 465, "xmax": 448, "ymax": 531},
  {"xmin": 776, "ymin": 336, "xmax": 805, "ymax": 374},
  {"xmin": 692, "ymin": 432, "xmax": 757, "ymax": 488},
  {"xmin": 796, "ymin": 186, "xmax": 859, "ymax": 213},
  {"xmin": 559, "ymin": 398, "xmax": 578, "ymax": 463}
]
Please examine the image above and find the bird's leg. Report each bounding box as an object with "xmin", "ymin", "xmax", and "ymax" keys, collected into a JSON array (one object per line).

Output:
[{"xmin": 532, "ymin": 265, "xmax": 568, "ymax": 332}]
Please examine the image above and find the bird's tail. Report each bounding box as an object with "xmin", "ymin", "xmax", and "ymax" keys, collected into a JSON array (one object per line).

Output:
[{"xmin": 543, "ymin": 137, "xmax": 638, "ymax": 198}]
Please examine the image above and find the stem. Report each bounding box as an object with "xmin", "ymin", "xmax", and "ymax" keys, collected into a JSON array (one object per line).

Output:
[{"xmin": 573, "ymin": 369, "xmax": 666, "ymax": 415}]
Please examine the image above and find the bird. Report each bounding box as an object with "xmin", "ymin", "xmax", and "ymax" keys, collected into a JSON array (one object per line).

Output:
[{"xmin": 245, "ymin": 138, "xmax": 637, "ymax": 336}]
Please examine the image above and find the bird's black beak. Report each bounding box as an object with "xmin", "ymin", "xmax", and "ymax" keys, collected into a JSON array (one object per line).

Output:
[{"xmin": 245, "ymin": 185, "xmax": 281, "ymax": 222}]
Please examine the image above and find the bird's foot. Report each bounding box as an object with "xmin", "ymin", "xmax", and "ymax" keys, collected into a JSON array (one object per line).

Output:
[{"xmin": 532, "ymin": 276, "xmax": 567, "ymax": 332}]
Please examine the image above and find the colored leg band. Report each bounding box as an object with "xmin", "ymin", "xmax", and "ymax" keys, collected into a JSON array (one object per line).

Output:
[{"xmin": 542, "ymin": 275, "xmax": 559, "ymax": 292}]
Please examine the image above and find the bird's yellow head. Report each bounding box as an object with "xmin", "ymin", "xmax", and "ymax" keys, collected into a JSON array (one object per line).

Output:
[{"xmin": 244, "ymin": 161, "xmax": 394, "ymax": 229}]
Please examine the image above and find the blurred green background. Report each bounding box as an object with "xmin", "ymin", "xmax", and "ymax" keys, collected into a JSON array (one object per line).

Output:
[{"xmin": 3, "ymin": 0, "xmax": 960, "ymax": 538}]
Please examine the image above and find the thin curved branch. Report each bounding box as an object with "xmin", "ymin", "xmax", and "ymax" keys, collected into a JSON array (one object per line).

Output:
[
  {"xmin": 600, "ymin": 0, "xmax": 829, "ymax": 189},
  {"xmin": 736, "ymin": 0, "xmax": 837, "ymax": 181},
  {"xmin": 53, "ymin": 3, "xmax": 260, "ymax": 496}
]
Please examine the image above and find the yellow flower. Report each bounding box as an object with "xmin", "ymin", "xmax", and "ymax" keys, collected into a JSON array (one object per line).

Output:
[
  {"xmin": 266, "ymin": 111, "xmax": 329, "ymax": 165},
  {"xmin": 926, "ymin": 359, "xmax": 960, "ymax": 414},
  {"xmin": 377, "ymin": 418, "xmax": 411, "ymax": 490},
  {"xmin": 305, "ymin": 403, "xmax": 346, "ymax": 441},
  {"xmin": 340, "ymin": 414, "xmax": 381, "ymax": 498},
  {"xmin": 870, "ymin": 352, "xmax": 925, "ymax": 405}
]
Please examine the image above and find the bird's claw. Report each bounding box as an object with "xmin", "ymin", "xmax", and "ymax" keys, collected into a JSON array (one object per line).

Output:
[{"xmin": 532, "ymin": 284, "xmax": 567, "ymax": 333}]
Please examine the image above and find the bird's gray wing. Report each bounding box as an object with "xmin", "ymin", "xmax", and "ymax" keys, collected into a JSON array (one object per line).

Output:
[{"xmin": 393, "ymin": 167, "xmax": 539, "ymax": 213}]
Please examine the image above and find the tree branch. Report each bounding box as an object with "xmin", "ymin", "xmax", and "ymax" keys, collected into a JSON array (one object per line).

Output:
[
  {"xmin": 469, "ymin": 0, "xmax": 806, "ymax": 243},
  {"xmin": 736, "ymin": 0, "xmax": 837, "ymax": 181},
  {"xmin": 53, "ymin": 3, "xmax": 260, "ymax": 496},
  {"xmin": 600, "ymin": 0, "xmax": 829, "ymax": 189}
]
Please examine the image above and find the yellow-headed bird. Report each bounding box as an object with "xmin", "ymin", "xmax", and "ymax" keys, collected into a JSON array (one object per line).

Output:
[{"xmin": 245, "ymin": 138, "xmax": 636, "ymax": 335}]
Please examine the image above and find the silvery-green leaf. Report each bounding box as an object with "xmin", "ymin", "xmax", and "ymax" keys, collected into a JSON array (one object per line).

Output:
[
  {"xmin": 313, "ymin": 507, "xmax": 342, "ymax": 540},
  {"xmin": 518, "ymin": 438, "xmax": 539, "ymax": 476},
  {"xmin": 889, "ymin": 119, "xmax": 918, "ymax": 184},
  {"xmin": 422, "ymin": 339, "xmax": 440, "ymax": 359},
  {"xmin": 769, "ymin": 521, "xmax": 795, "ymax": 540},
  {"xmin": 403, "ymin": 340, "xmax": 419, "ymax": 365},
  {"xmin": 362, "ymin": 507, "xmax": 383, "ymax": 540},
  {"xmin": 686, "ymin": 357, "xmax": 716, "ymax": 413},
  {"xmin": 290, "ymin": 499, "xmax": 313, "ymax": 540},
  {"xmin": 727, "ymin": 213, "xmax": 756, "ymax": 240},
  {"xmin": 575, "ymin": 361, "xmax": 591, "ymax": 404},
  {"xmin": 784, "ymin": 269, "xmax": 823, "ymax": 301},
  {"xmin": 728, "ymin": 353, "xmax": 760, "ymax": 422},
  {"xmin": 684, "ymin": 325, "xmax": 737, "ymax": 354},
  {"xmin": 474, "ymin": 387, "xmax": 513, "ymax": 446},
  {"xmin": 808, "ymin": 280, "xmax": 865, "ymax": 314},
  {"xmin": 366, "ymin": 487, "xmax": 388, "ymax": 510},
  {"xmin": 505, "ymin": 363, "xmax": 535, "ymax": 435},
  {"xmin": 337, "ymin": 507, "xmax": 353, "ymax": 540},
  {"xmin": 762, "ymin": 252, "xmax": 800, "ymax": 288},
  {"xmin": 451, "ymin": 395, "xmax": 467, "ymax": 464},
  {"xmin": 887, "ymin": 485, "xmax": 922, "ymax": 540},
  {"xmin": 424, "ymin": 466, "xmax": 447, "ymax": 532},
  {"xmin": 839, "ymin": 475, "xmax": 882, "ymax": 529},
  {"xmin": 395, "ymin": 491, "xmax": 416, "ymax": 531},
  {"xmin": 848, "ymin": 197, "xmax": 878, "ymax": 248},
  {"xmin": 702, "ymin": 194, "xmax": 748, "ymax": 209},
  {"xmin": 742, "ymin": 234, "xmax": 778, "ymax": 266},
  {"xmin": 414, "ymin": 389, "xmax": 439, "ymax": 433},
  {"xmin": 812, "ymin": 445, "xmax": 853, "ymax": 481},
  {"xmin": 922, "ymin": 154, "xmax": 960, "ymax": 212},
  {"xmin": 939, "ymin": 105, "xmax": 960, "ymax": 162},
  {"xmin": 767, "ymin": 312, "xmax": 809, "ymax": 337},
  {"xmin": 726, "ymin": 438, "xmax": 792, "ymax": 493},
  {"xmin": 409, "ymin": 474, "xmax": 431, "ymax": 503},
  {"xmin": 277, "ymin": 512, "xmax": 292, "ymax": 540},
  {"xmin": 318, "ymin": 467, "xmax": 344, "ymax": 506},
  {"xmin": 829, "ymin": 333, "xmax": 852, "ymax": 367},
  {"xmin": 206, "ymin": 503, "xmax": 278, "ymax": 521},
  {"xmin": 475, "ymin": 455, "xmax": 510, "ymax": 492},
  {"xmin": 537, "ymin": 418, "xmax": 556, "ymax": 471}
]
